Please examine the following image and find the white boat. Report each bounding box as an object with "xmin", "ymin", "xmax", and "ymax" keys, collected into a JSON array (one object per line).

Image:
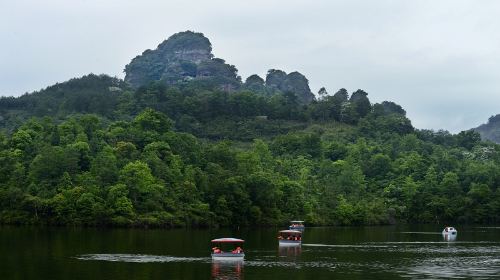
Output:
[
  {"xmin": 211, "ymin": 238, "xmax": 245, "ymax": 261},
  {"xmin": 288, "ymin": 220, "xmax": 305, "ymax": 231},
  {"xmin": 443, "ymin": 233, "xmax": 457, "ymax": 242},
  {"xmin": 278, "ymin": 230, "xmax": 302, "ymax": 246},
  {"xmin": 442, "ymin": 226, "xmax": 457, "ymax": 235}
]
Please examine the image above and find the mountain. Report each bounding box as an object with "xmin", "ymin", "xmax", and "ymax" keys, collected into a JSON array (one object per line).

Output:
[
  {"xmin": 124, "ymin": 31, "xmax": 315, "ymax": 104},
  {"xmin": 0, "ymin": 31, "xmax": 498, "ymax": 228},
  {"xmin": 474, "ymin": 114, "xmax": 500, "ymax": 143},
  {"xmin": 124, "ymin": 31, "xmax": 241, "ymax": 91}
]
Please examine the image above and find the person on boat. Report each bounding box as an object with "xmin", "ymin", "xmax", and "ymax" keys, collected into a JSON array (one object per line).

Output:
[
  {"xmin": 212, "ymin": 247, "xmax": 221, "ymax": 254},
  {"xmin": 232, "ymin": 246, "xmax": 243, "ymax": 254}
]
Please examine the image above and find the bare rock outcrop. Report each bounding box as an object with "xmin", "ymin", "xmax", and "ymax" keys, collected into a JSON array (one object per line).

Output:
[{"xmin": 124, "ymin": 31, "xmax": 240, "ymax": 89}]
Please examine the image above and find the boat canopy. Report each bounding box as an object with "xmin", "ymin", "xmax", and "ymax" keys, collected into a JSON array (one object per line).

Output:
[
  {"xmin": 211, "ymin": 238, "xmax": 245, "ymax": 243},
  {"xmin": 290, "ymin": 221, "xmax": 304, "ymax": 223},
  {"xmin": 279, "ymin": 230, "xmax": 302, "ymax": 234}
]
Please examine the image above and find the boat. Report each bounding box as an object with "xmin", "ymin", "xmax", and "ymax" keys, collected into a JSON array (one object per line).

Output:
[
  {"xmin": 278, "ymin": 230, "xmax": 302, "ymax": 246},
  {"xmin": 443, "ymin": 233, "xmax": 457, "ymax": 242},
  {"xmin": 288, "ymin": 220, "xmax": 305, "ymax": 231},
  {"xmin": 442, "ymin": 226, "xmax": 458, "ymax": 235},
  {"xmin": 211, "ymin": 238, "xmax": 245, "ymax": 261}
]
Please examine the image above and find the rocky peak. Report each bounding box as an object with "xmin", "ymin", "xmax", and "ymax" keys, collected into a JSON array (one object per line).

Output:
[
  {"xmin": 124, "ymin": 31, "xmax": 314, "ymax": 100},
  {"xmin": 243, "ymin": 74, "xmax": 266, "ymax": 93},
  {"xmin": 265, "ymin": 69, "xmax": 315, "ymax": 104},
  {"xmin": 156, "ymin": 31, "xmax": 213, "ymax": 62},
  {"xmin": 124, "ymin": 31, "xmax": 239, "ymax": 89}
]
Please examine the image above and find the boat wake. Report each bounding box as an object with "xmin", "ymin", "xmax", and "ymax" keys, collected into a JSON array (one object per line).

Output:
[
  {"xmin": 303, "ymin": 243, "xmax": 393, "ymax": 248},
  {"xmin": 366, "ymin": 241, "xmax": 500, "ymax": 244},
  {"xmin": 76, "ymin": 252, "xmax": 500, "ymax": 278},
  {"xmin": 75, "ymin": 254, "xmax": 343, "ymax": 270},
  {"xmin": 399, "ymin": 231, "xmax": 442, "ymax": 235},
  {"xmin": 77, "ymin": 254, "xmax": 209, "ymax": 263},
  {"xmin": 476, "ymin": 227, "xmax": 500, "ymax": 229}
]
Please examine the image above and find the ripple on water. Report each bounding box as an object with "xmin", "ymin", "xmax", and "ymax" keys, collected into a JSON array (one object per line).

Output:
[
  {"xmin": 402, "ymin": 256, "xmax": 500, "ymax": 279},
  {"xmin": 77, "ymin": 254, "xmax": 209, "ymax": 263},
  {"xmin": 76, "ymin": 242, "xmax": 500, "ymax": 279},
  {"xmin": 399, "ymin": 231, "xmax": 442, "ymax": 235},
  {"xmin": 365, "ymin": 241, "xmax": 500, "ymax": 244},
  {"xmin": 303, "ymin": 243, "xmax": 395, "ymax": 248},
  {"xmin": 76, "ymin": 253, "xmax": 390, "ymax": 274},
  {"xmin": 476, "ymin": 227, "xmax": 500, "ymax": 229}
]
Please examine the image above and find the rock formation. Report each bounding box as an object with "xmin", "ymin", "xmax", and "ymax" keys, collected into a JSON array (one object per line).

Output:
[
  {"xmin": 124, "ymin": 31, "xmax": 315, "ymax": 103},
  {"xmin": 124, "ymin": 31, "xmax": 240, "ymax": 89},
  {"xmin": 265, "ymin": 69, "xmax": 315, "ymax": 104}
]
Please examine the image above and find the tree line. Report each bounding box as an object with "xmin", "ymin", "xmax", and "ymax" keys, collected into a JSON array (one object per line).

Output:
[{"xmin": 0, "ymin": 76, "xmax": 498, "ymax": 227}]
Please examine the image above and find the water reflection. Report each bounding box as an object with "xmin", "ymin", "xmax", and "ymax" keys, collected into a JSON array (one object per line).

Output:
[
  {"xmin": 3, "ymin": 225, "xmax": 500, "ymax": 280},
  {"xmin": 211, "ymin": 260, "xmax": 244, "ymax": 280},
  {"xmin": 278, "ymin": 245, "xmax": 301, "ymax": 260}
]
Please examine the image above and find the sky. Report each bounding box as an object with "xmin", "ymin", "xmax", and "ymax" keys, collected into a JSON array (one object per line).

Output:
[{"xmin": 1, "ymin": 0, "xmax": 500, "ymax": 133}]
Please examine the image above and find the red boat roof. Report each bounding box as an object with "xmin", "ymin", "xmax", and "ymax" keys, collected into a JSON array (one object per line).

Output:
[{"xmin": 211, "ymin": 238, "xmax": 245, "ymax": 243}]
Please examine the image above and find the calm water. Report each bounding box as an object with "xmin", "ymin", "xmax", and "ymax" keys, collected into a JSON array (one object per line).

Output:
[{"xmin": 1, "ymin": 225, "xmax": 499, "ymax": 279}]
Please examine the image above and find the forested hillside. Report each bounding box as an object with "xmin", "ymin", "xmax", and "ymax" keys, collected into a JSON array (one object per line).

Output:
[{"xmin": 0, "ymin": 31, "xmax": 498, "ymax": 227}]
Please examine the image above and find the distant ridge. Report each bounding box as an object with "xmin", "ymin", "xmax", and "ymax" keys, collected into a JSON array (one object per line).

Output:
[{"xmin": 474, "ymin": 114, "xmax": 500, "ymax": 143}]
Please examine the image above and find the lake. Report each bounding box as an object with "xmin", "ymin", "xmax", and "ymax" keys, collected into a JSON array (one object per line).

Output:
[{"xmin": 1, "ymin": 225, "xmax": 499, "ymax": 279}]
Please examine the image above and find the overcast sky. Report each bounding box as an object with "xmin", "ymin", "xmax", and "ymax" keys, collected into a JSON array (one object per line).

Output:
[{"xmin": 1, "ymin": 0, "xmax": 500, "ymax": 132}]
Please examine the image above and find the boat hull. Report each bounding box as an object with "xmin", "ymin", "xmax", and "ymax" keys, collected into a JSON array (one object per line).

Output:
[
  {"xmin": 211, "ymin": 253, "xmax": 245, "ymax": 261},
  {"xmin": 279, "ymin": 240, "xmax": 301, "ymax": 246},
  {"xmin": 443, "ymin": 233, "xmax": 457, "ymax": 241}
]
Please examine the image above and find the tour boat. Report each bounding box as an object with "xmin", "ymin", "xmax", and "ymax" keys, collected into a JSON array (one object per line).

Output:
[
  {"xmin": 442, "ymin": 226, "xmax": 457, "ymax": 235},
  {"xmin": 278, "ymin": 230, "xmax": 302, "ymax": 246},
  {"xmin": 211, "ymin": 238, "xmax": 245, "ymax": 261},
  {"xmin": 288, "ymin": 220, "xmax": 305, "ymax": 231}
]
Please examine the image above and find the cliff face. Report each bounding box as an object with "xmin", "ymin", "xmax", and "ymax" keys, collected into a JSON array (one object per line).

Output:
[{"xmin": 124, "ymin": 31, "xmax": 240, "ymax": 89}]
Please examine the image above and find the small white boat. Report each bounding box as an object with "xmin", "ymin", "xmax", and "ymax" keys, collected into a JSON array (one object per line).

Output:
[
  {"xmin": 288, "ymin": 220, "xmax": 305, "ymax": 231},
  {"xmin": 278, "ymin": 230, "xmax": 302, "ymax": 246},
  {"xmin": 211, "ymin": 238, "xmax": 245, "ymax": 261},
  {"xmin": 442, "ymin": 226, "xmax": 457, "ymax": 235},
  {"xmin": 443, "ymin": 233, "xmax": 457, "ymax": 242}
]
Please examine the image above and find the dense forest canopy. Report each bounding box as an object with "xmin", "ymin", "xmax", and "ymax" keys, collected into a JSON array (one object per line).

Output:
[{"xmin": 0, "ymin": 31, "xmax": 498, "ymax": 227}]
